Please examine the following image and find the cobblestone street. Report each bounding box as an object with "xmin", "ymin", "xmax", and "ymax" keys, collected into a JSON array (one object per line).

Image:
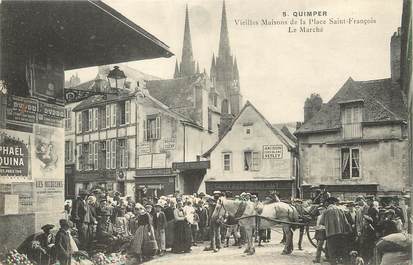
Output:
[{"xmin": 146, "ymin": 231, "xmax": 317, "ymax": 265}]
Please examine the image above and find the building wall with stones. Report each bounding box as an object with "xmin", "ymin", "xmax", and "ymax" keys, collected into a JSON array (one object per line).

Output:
[{"xmin": 299, "ymin": 124, "xmax": 409, "ymax": 197}]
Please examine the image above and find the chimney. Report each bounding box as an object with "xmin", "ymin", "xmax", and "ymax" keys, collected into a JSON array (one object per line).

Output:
[{"xmin": 390, "ymin": 27, "xmax": 401, "ymax": 82}]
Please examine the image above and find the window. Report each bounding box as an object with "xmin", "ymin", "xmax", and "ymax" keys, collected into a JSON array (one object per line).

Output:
[
  {"xmin": 119, "ymin": 139, "xmax": 128, "ymax": 168},
  {"xmin": 245, "ymin": 126, "xmax": 252, "ymax": 135},
  {"xmin": 93, "ymin": 142, "xmax": 99, "ymax": 169},
  {"xmin": 213, "ymin": 94, "xmax": 217, "ymax": 107},
  {"xmin": 223, "ymin": 153, "xmax": 231, "ymax": 171},
  {"xmin": 125, "ymin": 100, "xmax": 130, "ymax": 124},
  {"xmin": 111, "ymin": 104, "xmax": 117, "ymax": 127},
  {"xmin": 244, "ymin": 151, "xmax": 260, "ymax": 171},
  {"xmin": 145, "ymin": 115, "xmax": 161, "ymax": 140},
  {"xmin": 341, "ymin": 148, "xmax": 360, "ymax": 179},
  {"xmin": 77, "ymin": 144, "xmax": 83, "ymax": 170},
  {"xmin": 105, "ymin": 105, "xmax": 110, "ymax": 128},
  {"xmin": 88, "ymin": 143, "xmax": 93, "ymax": 170},
  {"xmin": 77, "ymin": 112, "xmax": 82, "ymax": 133},
  {"xmin": 341, "ymin": 104, "xmax": 363, "ymax": 139},
  {"xmin": 65, "ymin": 141, "xmax": 73, "ymax": 162},
  {"xmin": 106, "ymin": 140, "xmax": 111, "ymax": 169},
  {"xmin": 93, "ymin": 108, "xmax": 99, "ymax": 130},
  {"xmin": 111, "ymin": 139, "xmax": 116, "ymax": 169},
  {"xmin": 65, "ymin": 108, "xmax": 72, "ymax": 130},
  {"xmin": 88, "ymin": 109, "xmax": 93, "ymax": 131},
  {"xmin": 100, "ymin": 107, "xmax": 106, "ymax": 129}
]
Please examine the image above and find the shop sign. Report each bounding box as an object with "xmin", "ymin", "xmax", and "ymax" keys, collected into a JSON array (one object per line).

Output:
[
  {"xmin": 263, "ymin": 145, "xmax": 283, "ymax": 159},
  {"xmin": 135, "ymin": 168, "xmax": 173, "ymax": 176},
  {"xmin": 138, "ymin": 142, "xmax": 151, "ymax": 154},
  {"xmin": 138, "ymin": 154, "xmax": 152, "ymax": 168},
  {"xmin": 0, "ymin": 130, "xmax": 31, "ymax": 177},
  {"xmin": 152, "ymin": 153, "xmax": 166, "ymax": 168},
  {"xmin": 163, "ymin": 138, "xmax": 176, "ymax": 150},
  {"xmin": 37, "ymin": 101, "xmax": 64, "ymax": 127},
  {"xmin": 6, "ymin": 95, "xmax": 37, "ymax": 124}
]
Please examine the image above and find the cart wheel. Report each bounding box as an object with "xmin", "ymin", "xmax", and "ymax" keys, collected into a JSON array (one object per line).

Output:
[{"xmin": 305, "ymin": 224, "xmax": 318, "ymax": 248}]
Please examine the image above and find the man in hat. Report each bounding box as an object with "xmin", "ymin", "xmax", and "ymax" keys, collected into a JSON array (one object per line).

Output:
[
  {"xmin": 196, "ymin": 200, "xmax": 209, "ymax": 243},
  {"xmin": 35, "ymin": 224, "xmax": 55, "ymax": 265},
  {"xmin": 313, "ymin": 206, "xmax": 327, "ymax": 263},
  {"xmin": 204, "ymin": 195, "xmax": 221, "ymax": 252},
  {"xmin": 319, "ymin": 197, "xmax": 351, "ymax": 264},
  {"xmin": 55, "ymin": 219, "xmax": 76, "ymax": 265},
  {"xmin": 153, "ymin": 203, "xmax": 167, "ymax": 256}
]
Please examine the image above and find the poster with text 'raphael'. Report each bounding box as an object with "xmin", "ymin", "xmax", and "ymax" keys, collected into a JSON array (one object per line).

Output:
[
  {"xmin": 32, "ymin": 124, "xmax": 64, "ymax": 179},
  {"xmin": 0, "ymin": 129, "xmax": 31, "ymax": 179}
]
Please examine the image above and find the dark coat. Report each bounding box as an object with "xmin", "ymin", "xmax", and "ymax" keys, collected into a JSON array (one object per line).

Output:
[
  {"xmin": 54, "ymin": 229, "xmax": 71, "ymax": 263},
  {"xmin": 153, "ymin": 211, "xmax": 167, "ymax": 230},
  {"xmin": 319, "ymin": 205, "xmax": 352, "ymax": 238},
  {"xmin": 196, "ymin": 207, "xmax": 209, "ymax": 228}
]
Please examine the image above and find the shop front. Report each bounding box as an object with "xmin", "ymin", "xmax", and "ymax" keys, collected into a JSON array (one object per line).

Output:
[
  {"xmin": 135, "ymin": 168, "xmax": 176, "ymax": 202},
  {"xmin": 173, "ymin": 161, "xmax": 210, "ymax": 195},
  {"xmin": 205, "ymin": 179, "xmax": 295, "ymax": 200},
  {"xmin": 301, "ymin": 184, "xmax": 379, "ymax": 201}
]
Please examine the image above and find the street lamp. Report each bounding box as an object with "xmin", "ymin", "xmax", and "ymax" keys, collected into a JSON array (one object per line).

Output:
[{"xmin": 107, "ymin": 66, "xmax": 126, "ymax": 90}]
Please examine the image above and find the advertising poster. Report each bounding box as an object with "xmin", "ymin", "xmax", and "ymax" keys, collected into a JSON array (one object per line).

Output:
[
  {"xmin": 34, "ymin": 179, "xmax": 64, "ymax": 212},
  {"xmin": 32, "ymin": 124, "xmax": 64, "ymax": 179},
  {"xmin": 0, "ymin": 129, "xmax": 31, "ymax": 178}
]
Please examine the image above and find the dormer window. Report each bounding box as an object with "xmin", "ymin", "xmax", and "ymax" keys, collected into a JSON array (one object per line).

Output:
[{"xmin": 340, "ymin": 100, "xmax": 363, "ymax": 139}]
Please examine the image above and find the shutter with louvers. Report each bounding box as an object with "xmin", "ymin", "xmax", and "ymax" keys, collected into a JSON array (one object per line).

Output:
[
  {"xmin": 106, "ymin": 140, "xmax": 110, "ymax": 169},
  {"xmin": 116, "ymin": 140, "xmax": 121, "ymax": 168},
  {"xmin": 143, "ymin": 119, "xmax": 148, "ymax": 141},
  {"xmin": 126, "ymin": 140, "xmax": 129, "ymax": 168},
  {"xmin": 156, "ymin": 116, "xmax": 161, "ymax": 139},
  {"xmin": 333, "ymin": 148, "xmax": 341, "ymax": 179},
  {"xmin": 111, "ymin": 139, "xmax": 116, "ymax": 169},
  {"xmin": 106, "ymin": 105, "xmax": 110, "ymax": 128}
]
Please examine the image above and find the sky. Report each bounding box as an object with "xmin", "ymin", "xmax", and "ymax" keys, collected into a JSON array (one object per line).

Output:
[{"xmin": 65, "ymin": 0, "xmax": 403, "ymax": 123}]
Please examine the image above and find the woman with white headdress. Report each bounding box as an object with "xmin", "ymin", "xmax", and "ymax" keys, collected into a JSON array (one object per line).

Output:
[{"xmin": 129, "ymin": 203, "xmax": 158, "ymax": 262}]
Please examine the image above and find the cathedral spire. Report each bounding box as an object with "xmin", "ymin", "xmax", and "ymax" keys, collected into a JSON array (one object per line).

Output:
[
  {"xmin": 196, "ymin": 61, "xmax": 200, "ymax": 74},
  {"xmin": 210, "ymin": 54, "xmax": 216, "ymax": 76},
  {"xmin": 218, "ymin": 0, "xmax": 231, "ymax": 59},
  {"xmin": 174, "ymin": 59, "xmax": 180, "ymax": 78},
  {"xmin": 233, "ymin": 57, "xmax": 239, "ymax": 80},
  {"xmin": 179, "ymin": 4, "xmax": 196, "ymax": 77}
]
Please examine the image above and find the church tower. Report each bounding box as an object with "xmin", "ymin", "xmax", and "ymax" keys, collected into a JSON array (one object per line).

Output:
[
  {"xmin": 174, "ymin": 5, "xmax": 196, "ymax": 78},
  {"xmin": 211, "ymin": 1, "xmax": 242, "ymax": 116}
]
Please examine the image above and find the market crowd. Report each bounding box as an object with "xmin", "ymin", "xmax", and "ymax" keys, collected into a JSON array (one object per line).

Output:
[
  {"xmin": 26, "ymin": 188, "xmax": 411, "ymax": 265},
  {"xmin": 313, "ymin": 194, "xmax": 411, "ymax": 265}
]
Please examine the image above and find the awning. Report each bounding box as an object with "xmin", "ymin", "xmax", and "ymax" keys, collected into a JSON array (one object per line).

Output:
[
  {"xmin": 172, "ymin": 161, "xmax": 210, "ymax": 171},
  {"xmin": 1, "ymin": 0, "xmax": 173, "ymax": 71}
]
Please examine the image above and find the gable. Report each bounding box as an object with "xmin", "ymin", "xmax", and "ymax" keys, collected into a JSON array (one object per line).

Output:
[{"xmin": 203, "ymin": 101, "xmax": 295, "ymax": 157}]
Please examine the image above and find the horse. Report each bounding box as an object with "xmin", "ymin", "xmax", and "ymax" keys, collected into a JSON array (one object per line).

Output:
[{"xmin": 211, "ymin": 198, "xmax": 300, "ymax": 255}]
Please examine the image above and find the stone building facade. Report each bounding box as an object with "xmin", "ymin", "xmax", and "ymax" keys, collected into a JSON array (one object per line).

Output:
[
  {"xmin": 203, "ymin": 101, "xmax": 298, "ymax": 199},
  {"xmin": 295, "ymin": 29, "xmax": 409, "ymax": 200},
  {"xmin": 0, "ymin": 0, "xmax": 172, "ymax": 249}
]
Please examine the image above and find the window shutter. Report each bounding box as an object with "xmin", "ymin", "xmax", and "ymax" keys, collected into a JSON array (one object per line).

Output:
[
  {"xmin": 156, "ymin": 115, "xmax": 161, "ymax": 139},
  {"xmin": 143, "ymin": 119, "xmax": 148, "ymax": 141},
  {"xmin": 333, "ymin": 148, "xmax": 341, "ymax": 179},
  {"xmin": 125, "ymin": 100, "xmax": 130, "ymax": 124},
  {"xmin": 111, "ymin": 139, "xmax": 116, "ymax": 169},
  {"xmin": 125, "ymin": 140, "xmax": 129, "ymax": 168},
  {"xmin": 106, "ymin": 140, "xmax": 111, "ymax": 169},
  {"xmin": 106, "ymin": 105, "xmax": 110, "ymax": 128},
  {"xmin": 78, "ymin": 112, "xmax": 82, "ymax": 133},
  {"xmin": 94, "ymin": 142, "xmax": 99, "ymax": 169},
  {"xmin": 116, "ymin": 140, "xmax": 121, "ymax": 168}
]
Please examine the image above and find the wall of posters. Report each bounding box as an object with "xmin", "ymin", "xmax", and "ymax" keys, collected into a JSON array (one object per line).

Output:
[
  {"xmin": 0, "ymin": 129, "xmax": 31, "ymax": 178},
  {"xmin": 6, "ymin": 95, "xmax": 37, "ymax": 124},
  {"xmin": 32, "ymin": 125, "xmax": 64, "ymax": 179},
  {"xmin": 35, "ymin": 179, "xmax": 64, "ymax": 212}
]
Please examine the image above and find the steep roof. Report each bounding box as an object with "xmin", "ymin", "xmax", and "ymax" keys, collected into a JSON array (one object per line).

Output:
[
  {"xmin": 146, "ymin": 73, "xmax": 207, "ymax": 108},
  {"xmin": 295, "ymin": 77, "xmax": 408, "ymax": 135},
  {"xmin": 203, "ymin": 101, "xmax": 295, "ymax": 157}
]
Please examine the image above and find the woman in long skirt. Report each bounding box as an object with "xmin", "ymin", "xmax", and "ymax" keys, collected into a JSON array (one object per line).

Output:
[
  {"xmin": 172, "ymin": 200, "xmax": 192, "ymax": 253},
  {"xmin": 130, "ymin": 205, "xmax": 158, "ymax": 263}
]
